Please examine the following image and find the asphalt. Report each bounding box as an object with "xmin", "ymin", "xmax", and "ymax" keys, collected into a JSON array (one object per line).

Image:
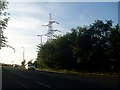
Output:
[{"xmin": 2, "ymin": 66, "xmax": 120, "ymax": 90}]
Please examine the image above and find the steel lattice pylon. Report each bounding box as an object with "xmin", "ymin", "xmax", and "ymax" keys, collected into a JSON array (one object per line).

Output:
[{"xmin": 42, "ymin": 14, "xmax": 61, "ymax": 41}]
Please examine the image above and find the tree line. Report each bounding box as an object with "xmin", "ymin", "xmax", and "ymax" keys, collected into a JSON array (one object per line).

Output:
[{"xmin": 37, "ymin": 20, "xmax": 120, "ymax": 73}]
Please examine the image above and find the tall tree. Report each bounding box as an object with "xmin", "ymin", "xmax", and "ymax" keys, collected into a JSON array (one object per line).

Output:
[
  {"xmin": 107, "ymin": 24, "xmax": 120, "ymax": 72},
  {"xmin": 0, "ymin": 0, "xmax": 9, "ymax": 49}
]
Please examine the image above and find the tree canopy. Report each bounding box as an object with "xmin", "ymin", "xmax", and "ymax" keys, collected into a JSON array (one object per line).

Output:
[
  {"xmin": 0, "ymin": 0, "xmax": 9, "ymax": 49},
  {"xmin": 37, "ymin": 20, "xmax": 120, "ymax": 73}
]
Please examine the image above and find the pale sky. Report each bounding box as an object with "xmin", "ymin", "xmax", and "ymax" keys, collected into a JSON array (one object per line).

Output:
[{"xmin": 0, "ymin": 0, "xmax": 118, "ymax": 65}]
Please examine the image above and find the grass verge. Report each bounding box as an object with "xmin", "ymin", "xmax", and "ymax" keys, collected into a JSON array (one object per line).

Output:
[{"xmin": 36, "ymin": 68, "xmax": 120, "ymax": 78}]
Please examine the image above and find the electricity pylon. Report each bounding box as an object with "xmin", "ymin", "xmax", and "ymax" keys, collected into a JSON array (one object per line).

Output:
[{"xmin": 42, "ymin": 14, "xmax": 61, "ymax": 41}]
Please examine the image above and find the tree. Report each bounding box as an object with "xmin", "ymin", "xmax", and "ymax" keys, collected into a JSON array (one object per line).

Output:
[
  {"xmin": 37, "ymin": 19, "xmax": 120, "ymax": 73},
  {"xmin": 21, "ymin": 60, "xmax": 26, "ymax": 67},
  {"xmin": 107, "ymin": 24, "xmax": 120, "ymax": 72},
  {"xmin": 33, "ymin": 60, "xmax": 38, "ymax": 68},
  {"xmin": 27, "ymin": 59, "xmax": 34, "ymax": 64},
  {"xmin": 37, "ymin": 35, "xmax": 76, "ymax": 70},
  {"xmin": 0, "ymin": 0, "xmax": 10, "ymax": 49}
]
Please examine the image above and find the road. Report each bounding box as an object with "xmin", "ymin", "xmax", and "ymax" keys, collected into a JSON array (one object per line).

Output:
[{"xmin": 2, "ymin": 66, "xmax": 120, "ymax": 90}]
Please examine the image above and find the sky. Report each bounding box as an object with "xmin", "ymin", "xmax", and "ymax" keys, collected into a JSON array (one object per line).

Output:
[{"xmin": 0, "ymin": 0, "xmax": 118, "ymax": 65}]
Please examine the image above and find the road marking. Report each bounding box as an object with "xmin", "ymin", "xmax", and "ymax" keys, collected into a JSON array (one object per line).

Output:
[
  {"xmin": 33, "ymin": 81, "xmax": 52, "ymax": 89},
  {"xmin": 18, "ymin": 81, "xmax": 29, "ymax": 89}
]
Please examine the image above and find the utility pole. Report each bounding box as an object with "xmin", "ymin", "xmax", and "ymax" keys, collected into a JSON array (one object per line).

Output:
[
  {"xmin": 42, "ymin": 13, "xmax": 61, "ymax": 42},
  {"xmin": 37, "ymin": 35, "xmax": 44, "ymax": 45},
  {"xmin": 21, "ymin": 47, "xmax": 25, "ymax": 61}
]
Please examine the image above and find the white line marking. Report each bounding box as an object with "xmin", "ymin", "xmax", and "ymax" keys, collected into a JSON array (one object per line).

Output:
[
  {"xmin": 33, "ymin": 81, "xmax": 52, "ymax": 89},
  {"xmin": 18, "ymin": 81, "xmax": 29, "ymax": 89}
]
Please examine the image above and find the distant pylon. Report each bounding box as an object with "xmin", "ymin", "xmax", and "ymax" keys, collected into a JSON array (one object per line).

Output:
[{"xmin": 42, "ymin": 14, "xmax": 61, "ymax": 41}]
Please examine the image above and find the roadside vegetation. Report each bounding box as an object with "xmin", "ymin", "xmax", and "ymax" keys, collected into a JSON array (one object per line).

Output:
[
  {"xmin": 36, "ymin": 20, "xmax": 120, "ymax": 76},
  {"xmin": 36, "ymin": 67, "xmax": 120, "ymax": 78}
]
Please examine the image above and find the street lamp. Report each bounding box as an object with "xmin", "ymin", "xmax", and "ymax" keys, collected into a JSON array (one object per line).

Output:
[{"xmin": 21, "ymin": 47, "xmax": 25, "ymax": 61}]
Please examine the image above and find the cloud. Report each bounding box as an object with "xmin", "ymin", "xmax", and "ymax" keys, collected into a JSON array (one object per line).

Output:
[
  {"xmin": 8, "ymin": 2, "xmax": 49, "ymax": 17},
  {"xmin": 8, "ymin": 17, "xmax": 43, "ymax": 31},
  {"xmin": 5, "ymin": 16, "xmax": 48, "ymax": 49}
]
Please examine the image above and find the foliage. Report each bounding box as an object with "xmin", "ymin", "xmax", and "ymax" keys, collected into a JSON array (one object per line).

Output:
[
  {"xmin": 0, "ymin": 0, "xmax": 10, "ymax": 49},
  {"xmin": 21, "ymin": 60, "xmax": 26, "ymax": 67},
  {"xmin": 33, "ymin": 60, "xmax": 37, "ymax": 68},
  {"xmin": 37, "ymin": 20, "xmax": 120, "ymax": 73}
]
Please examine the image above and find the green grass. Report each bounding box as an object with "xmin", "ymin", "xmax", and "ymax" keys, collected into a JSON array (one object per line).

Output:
[{"xmin": 36, "ymin": 68, "xmax": 120, "ymax": 78}]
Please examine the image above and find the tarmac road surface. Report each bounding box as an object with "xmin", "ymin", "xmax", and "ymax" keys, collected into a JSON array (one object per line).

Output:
[{"xmin": 2, "ymin": 66, "xmax": 120, "ymax": 90}]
